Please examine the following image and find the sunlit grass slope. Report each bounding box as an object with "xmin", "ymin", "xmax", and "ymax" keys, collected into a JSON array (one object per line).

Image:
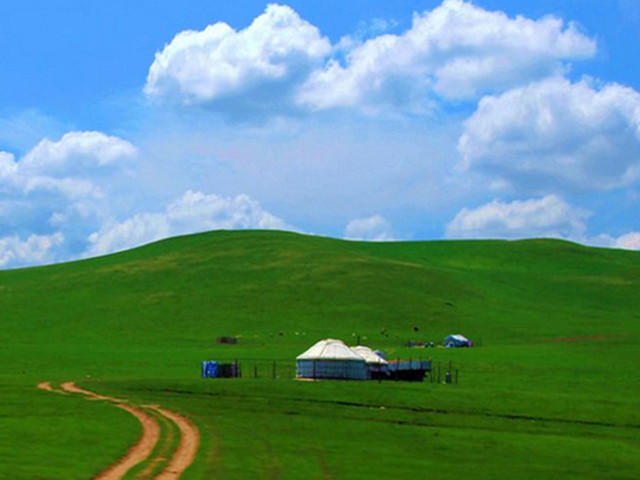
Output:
[{"xmin": 1, "ymin": 230, "xmax": 639, "ymax": 479}]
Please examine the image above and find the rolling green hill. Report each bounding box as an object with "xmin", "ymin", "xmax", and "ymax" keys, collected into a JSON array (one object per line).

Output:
[{"xmin": 1, "ymin": 230, "xmax": 639, "ymax": 479}]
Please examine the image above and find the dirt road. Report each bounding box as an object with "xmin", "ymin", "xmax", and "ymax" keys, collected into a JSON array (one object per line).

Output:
[{"xmin": 38, "ymin": 381, "xmax": 200, "ymax": 479}]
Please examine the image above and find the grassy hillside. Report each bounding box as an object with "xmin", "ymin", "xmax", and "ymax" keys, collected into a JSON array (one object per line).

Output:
[{"xmin": 1, "ymin": 230, "xmax": 639, "ymax": 478}]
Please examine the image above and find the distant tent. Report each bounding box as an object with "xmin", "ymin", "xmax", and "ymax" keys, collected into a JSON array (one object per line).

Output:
[
  {"xmin": 444, "ymin": 334, "xmax": 473, "ymax": 347},
  {"xmin": 296, "ymin": 339, "xmax": 368, "ymax": 380}
]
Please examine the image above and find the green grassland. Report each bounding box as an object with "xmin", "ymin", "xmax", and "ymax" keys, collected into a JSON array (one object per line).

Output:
[{"xmin": 1, "ymin": 230, "xmax": 639, "ymax": 478}]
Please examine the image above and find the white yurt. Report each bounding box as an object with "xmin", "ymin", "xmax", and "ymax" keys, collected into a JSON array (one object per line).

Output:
[
  {"xmin": 350, "ymin": 345, "xmax": 388, "ymax": 365},
  {"xmin": 296, "ymin": 339, "xmax": 368, "ymax": 380}
]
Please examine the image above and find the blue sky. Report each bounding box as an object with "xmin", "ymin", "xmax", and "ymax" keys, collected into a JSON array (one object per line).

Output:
[{"xmin": 1, "ymin": 0, "xmax": 640, "ymax": 267}]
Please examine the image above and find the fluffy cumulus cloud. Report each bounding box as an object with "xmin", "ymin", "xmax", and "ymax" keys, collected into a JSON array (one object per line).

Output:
[
  {"xmin": 0, "ymin": 131, "xmax": 137, "ymax": 267},
  {"xmin": 0, "ymin": 127, "xmax": 298, "ymax": 268},
  {"xmin": 21, "ymin": 131, "xmax": 136, "ymax": 175},
  {"xmin": 144, "ymin": 1, "xmax": 594, "ymax": 116},
  {"xmin": 445, "ymin": 196, "xmax": 640, "ymax": 250},
  {"xmin": 459, "ymin": 77, "xmax": 640, "ymax": 192},
  {"xmin": 590, "ymin": 231, "xmax": 640, "ymax": 251},
  {"xmin": 0, "ymin": 131, "xmax": 137, "ymax": 199},
  {"xmin": 0, "ymin": 233, "xmax": 64, "ymax": 268},
  {"xmin": 445, "ymin": 195, "xmax": 640, "ymax": 251},
  {"xmin": 344, "ymin": 215, "xmax": 394, "ymax": 241},
  {"xmin": 297, "ymin": 0, "xmax": 595, "ymax": 111},
  {"xmin": 86, "ymin": 190, "xmax": 294, "ymax": 257},
  {"xmin": 612, "ymin": 232, "xmax": 640, "ymax": 250},
  {"xmin": 614, "ymin": 232, "xmax": 640, "ymax": 250},
  {"xmin": 445, "ymin": 195, "xmax": 590, "ymax": 240},
  {"xmin": 145, "ymin": 3, "xmax": 330, "ymax": 115}
]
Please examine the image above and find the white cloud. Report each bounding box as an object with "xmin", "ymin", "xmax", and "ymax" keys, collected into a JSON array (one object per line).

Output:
[
  {"xmin": 86, "ymin": 214, "xmax": 170, "ymax": 258},
  {"xmin": 445, "ymin": 197, "xmax": 640, "ymax": 250},
  {"xmin": 459, "ymin": 77, "xmax": 640, "ymax": 192},
  {"xmin": 613, "ymin": 232, "xmax": 640, "ymax": 250},
  {"xmin": 0, "ymin": 233, "xmax": 64, "ymax": 268},
  {"xmin": 591, "ymin": 231, "xmax": 640, "ymax": 251},
  {"xmin": 144, "ymin": 3, "xmax": 330, "ymax": 115},
  {"xmin": 344, "ymin": 215, "xmax": 394, "ymax": 241},
  {"xmin": 0, "ymin": 131, "xmax": 137, "ymax": 199},
  {"xmin": 0, "ymin": 131, "xmax": 138, "ymax": 267},
  {"xmin": 298, "ymin": 0, "xmax": 595, "ymax": 111},
  {"xmin": 144, "ymin": 1, "xmax": 594, "ymax": 116},
  {"xmin": 445, "ymin": 195, "xmax": 589, "ymax": 240},
  {"xmin": 21, "ymin": 131, "xmax": 137, "ymax": 175},
  {"xmin": 86, "ymin": 190, "xmax": 294, "ymax": 256},
  {"xmin": 0, "ymin": 152, "xmax": 18, "ymax": 179}
]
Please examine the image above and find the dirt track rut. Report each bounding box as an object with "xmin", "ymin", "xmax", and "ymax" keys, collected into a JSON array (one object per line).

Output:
[{"xmin": 38, "ymin": 381, "xmax": 200, "ymax": 479}]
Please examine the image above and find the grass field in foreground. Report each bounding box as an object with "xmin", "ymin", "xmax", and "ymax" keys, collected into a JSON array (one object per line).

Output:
[{"xmin": 1, "ymin": 230, "xmax": 639, "ymax": 478}]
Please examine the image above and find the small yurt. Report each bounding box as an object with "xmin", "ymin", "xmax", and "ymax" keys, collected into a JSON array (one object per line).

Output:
[
  {"xmin": 296, "ymin": 339, "xmax": 368, "ymax": 380},
  {"xmin": 350, "ymin": 346, "xmax": 388, "ymax": 365},
  {"xmin": 352, "ymin": 345, "xmax": 389, "ymax": 380}
]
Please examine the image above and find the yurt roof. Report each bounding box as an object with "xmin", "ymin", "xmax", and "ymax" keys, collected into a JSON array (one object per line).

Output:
[
  {"xmin": 296, "ymin": 339, "xmax": 365, "ymax": 361},
  {"xmin": 351, "ymin": 345, "xmax": 388, "ymax": 364}
]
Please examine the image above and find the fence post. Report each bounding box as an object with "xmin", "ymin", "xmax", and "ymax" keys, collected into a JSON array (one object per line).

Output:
[
  {"xmin": 273, "ymin": 361, "xmax": 276, "ymax": 379},
  {"xmin": 455, "ymin": 368, "xmax": 459, "ymax": 384},
  {"xmin": 254, "ymin": 364, "xmax": 258, "ymax": 379},
  {"xmin": 395, "ymin": 358, "xmax": 399, "ymax": 382}
]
